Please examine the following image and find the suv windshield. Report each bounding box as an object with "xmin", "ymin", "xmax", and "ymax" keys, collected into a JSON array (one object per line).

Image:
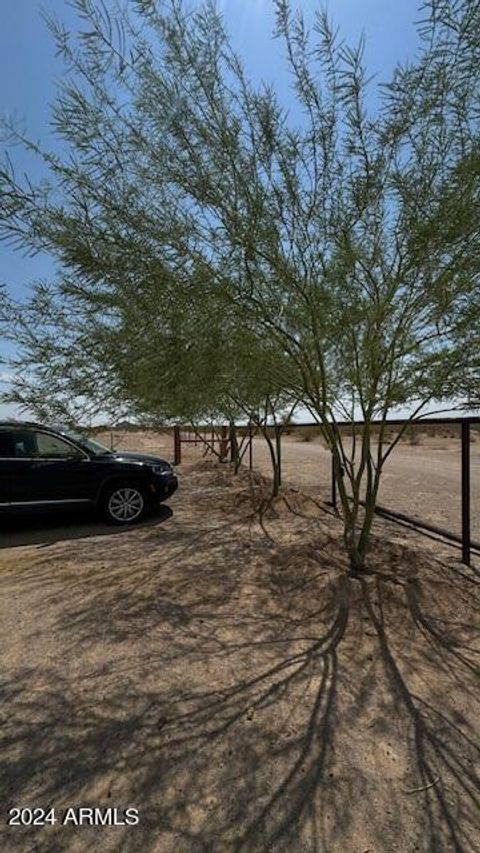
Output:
[{"xmin": 57, "ymin": 429, "xmax": 112, "ymax": 457}]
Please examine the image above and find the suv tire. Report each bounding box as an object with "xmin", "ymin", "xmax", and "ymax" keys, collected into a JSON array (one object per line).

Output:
[{"xmin": 101, "ymin": 482, "xmax": 147, "ymax": 524}]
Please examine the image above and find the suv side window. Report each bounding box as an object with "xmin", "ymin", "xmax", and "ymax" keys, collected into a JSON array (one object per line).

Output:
[
  {"xmin": 35, "ymin": 432, "xmax": 83, "ymax": 459},
  {"xmin": 0, "ymin": 431, "xmax": 14, "ymax": 457},
  {"xmin": 12, "ymin": 431, "xmax": 37, "ymax": 458}
]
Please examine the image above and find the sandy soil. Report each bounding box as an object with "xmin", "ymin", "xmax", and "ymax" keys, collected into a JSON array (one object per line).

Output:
[
  {"xmin": 251, "ymin": 435, "xmax": 480, "ymax": 542},
  {"xmin": 0, "ymin": 458, "xmax": 479, "ymax": 853}
]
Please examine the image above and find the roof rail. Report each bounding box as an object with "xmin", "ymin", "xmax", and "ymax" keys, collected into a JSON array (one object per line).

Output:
[{"xmin": 0, "ymin": 419, "xmax": 44, "ymax": 428}]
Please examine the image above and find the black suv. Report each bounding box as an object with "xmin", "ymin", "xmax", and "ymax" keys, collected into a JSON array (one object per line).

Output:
[{"xmin": 0, "ymin": 421, "xmax": 178, "ymax": 524}]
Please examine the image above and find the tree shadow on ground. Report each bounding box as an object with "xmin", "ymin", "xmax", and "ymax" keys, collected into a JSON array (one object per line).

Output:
[
  {"xmin": 1, "ymin": 480, "xmax": 479, "ymax": 853},
  {"xmin": 360, "ymin": 571, "xmax": 480, "ymax": 853}
]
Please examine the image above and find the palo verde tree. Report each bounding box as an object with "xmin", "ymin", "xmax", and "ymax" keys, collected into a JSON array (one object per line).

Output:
[{"xmin": 1, "ymin": 0, "xmax": 479, "ymax": 571}]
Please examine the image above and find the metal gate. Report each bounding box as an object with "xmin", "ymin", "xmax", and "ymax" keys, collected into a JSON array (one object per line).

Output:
[{"xmin": 173, "ymin": 424, "xmax": 254, "ymax": 469}]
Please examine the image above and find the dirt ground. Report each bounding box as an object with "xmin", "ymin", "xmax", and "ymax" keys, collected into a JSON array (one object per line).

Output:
[{"xmin": 0, "ymin": 452, "xmax": 479, "ymax": 853}]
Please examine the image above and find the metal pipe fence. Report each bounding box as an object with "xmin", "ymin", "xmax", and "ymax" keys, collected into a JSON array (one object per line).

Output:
[{"xmin": 173, "ymin": 416, "xmax": 479, "ymax": 566}]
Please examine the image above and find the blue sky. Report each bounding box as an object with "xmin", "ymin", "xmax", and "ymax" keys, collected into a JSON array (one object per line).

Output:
[{"xmin": 0, "ymin": 0, "xmax": 423, "ymax": 419}]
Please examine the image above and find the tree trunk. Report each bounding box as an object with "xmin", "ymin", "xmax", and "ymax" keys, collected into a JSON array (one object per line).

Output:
[
  {"xmin": 274, "ymin": 424, "xmax": 282, "ymax": 487},
  {"xmin": 229, "ymin": 422, "xmax": 241, "ymax": 473},
  {"xmin": 263, "ymin": 427, "xmax": 280, "ymax": 498},
  {"xmin": 219, "ymin": 425, "xmax": 229, "ymax": 461},
  {"xmin": 344, "ymin": 469, "xmax": 381, "ymax": 575}
]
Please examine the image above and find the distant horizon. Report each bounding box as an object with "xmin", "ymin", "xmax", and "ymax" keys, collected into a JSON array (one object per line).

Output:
[{"xmin": 1, "ymin": 405, "xmax": 478, "ymax": 429}]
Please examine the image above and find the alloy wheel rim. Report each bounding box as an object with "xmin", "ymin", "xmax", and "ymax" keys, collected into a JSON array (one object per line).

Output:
[{"xmin": 108, "ymin": 487, "xmax": 144, "ymax": 521}]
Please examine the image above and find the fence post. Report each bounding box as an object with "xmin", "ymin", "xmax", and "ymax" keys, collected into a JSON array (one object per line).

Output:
[
  {"xmin": 248, "ymin": 422, "xmax": 253, "ymax": 470},
  {"xmin": 461, "ymin": 420, "xmax": 471, "ymax": 566},
  {"xmin": 174, "ymin": 426, "xmax": 181, "ymax": 466}
]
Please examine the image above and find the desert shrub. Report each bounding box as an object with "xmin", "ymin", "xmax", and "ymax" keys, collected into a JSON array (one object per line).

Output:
[
  {"xmin": 408, "ymin": 433, "xmax": 421, "ymax": 445},
  {"xmin": 297, "ymin": 426, "xmax": 320, "ymax": 443},
  {"xmin": 279, "ymin": 414, "xmax": 296, "ymax": 436},
  {"xmin": 404, "ymin": 425, "xmax": 422, "ymax": 445}
]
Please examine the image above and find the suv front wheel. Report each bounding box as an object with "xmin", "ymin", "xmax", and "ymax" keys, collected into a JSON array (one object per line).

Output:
[{"xmin": 102, "ymin": 483, "xmax": 147, "ymax": 524}]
